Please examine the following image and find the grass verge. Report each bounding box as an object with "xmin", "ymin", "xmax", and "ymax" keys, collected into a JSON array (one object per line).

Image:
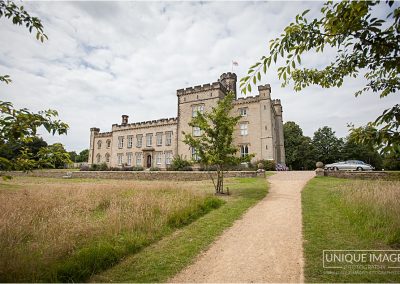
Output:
[
  {"xmin": 302, "ymin": 176, "xmax": 400, "ymax": 282},
  {"xmin": 90, "ymin": 176, "xmax": 268, "ymax": 283}
]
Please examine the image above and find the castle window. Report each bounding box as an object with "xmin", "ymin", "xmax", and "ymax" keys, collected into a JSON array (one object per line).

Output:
[
  {"xmin": 127, "ymin": 135, "xmax": 133, "ymax": 148},
  {"xmin": 156, "ymin": 132, "xmax": 163, "ymax": 146},
  {"xmin": 146, "ymin": 133, "xmax": 153, "ymax": 147},
  {"xmin": 105, "ymin": 153, "xmax": 110, "ymax": 163},
  {"xmin": 136, "ymin": 135, "xmax": 143, "ymax": 148},
  {"xmin": 117, "ymin": 153, "xmax": 123, "ymax": 166},
  {"xmin": 239, "ymin": 107, "xmax": 248, "ymax": 117},
  {"xmin": 240, "ymin": 145, "xmax": 249, "ymax": 158},
  {"xmin": 97, "ymin": 140, "xmax": 102, "ymax": 149},
  {"xmin": 135, "ymin": 153, "xmax": 142, "ymax": 166},
  {"xmin": 264, "ymin": 105, "xmax": 267, "ymax": 110},
  {"xmin": 240, "ymin": 122, "xmax": 248, "ymax": 136},
  {"xmin": 127, "ymin": 153, "xmax": 133, "ymax": 166},
  {"xmin": 106, "ymin": 139, "xmax": 111, "ymax": 148},
  {"xmin": 192, "ymin": 104, "xmax": 204, "ymax": 117},
  {"xmin": 193, "ymin": 126, "xmax": 202, "ymax": 137},
  {"xmin": 118, "ymin": 136, "xmax": 124, "ymax": 148},
  {"xmin": 165, "ymin": 131, "xmax": 172, "ymax": 146},
  {"xmin": 165, "ymin": 151, "xmax": 172, "ymax": 165},
  {"xmin": 191, "ymin": 148, "xmax": 200, "ymax": 161},
  {"xmin": 96, "ymin": 153, "xmax": 101, "ymax": 163},
  {"xmin": 156, "ymin": 152, "xmax": 162, "ymax": 165}
]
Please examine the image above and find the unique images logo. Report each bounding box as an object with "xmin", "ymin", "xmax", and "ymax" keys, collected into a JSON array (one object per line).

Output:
[{"xmin": 323, "ymin": 250, "xmax": 400, "ymax": 275}]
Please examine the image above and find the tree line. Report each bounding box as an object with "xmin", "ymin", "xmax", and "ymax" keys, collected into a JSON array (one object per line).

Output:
[{"xmin": 284, "ymin": 122, "xmax": 399, "ymax": 171}]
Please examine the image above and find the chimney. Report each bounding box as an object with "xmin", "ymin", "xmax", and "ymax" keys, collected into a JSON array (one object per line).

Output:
[{"xmin": 121, "ymin": 115, "xmax": 129, "ymax": 125}]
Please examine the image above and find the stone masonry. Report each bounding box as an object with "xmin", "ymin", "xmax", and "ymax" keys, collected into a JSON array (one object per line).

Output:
[{"xmin": 89, "ymin": 72, "xmax": 285, "ymax": 169}]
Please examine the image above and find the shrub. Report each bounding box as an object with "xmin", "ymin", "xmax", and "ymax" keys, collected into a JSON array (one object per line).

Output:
[
  {"xmin": 98, "ymin": 163, "xmax": 108, "ymax": 171},
  {"xmin": 168, "ymin": 156, "xmax": 192, "ymax": 171},
  {"xmin": 198, "ymin": 165, "xmax": 218, "ymax": 171},
  {"xmin": 149, "ymin": 167, "xmax": 160, "ymax": 171},
  {"xmin": 131, "ymin": 166, "xmax": 144, "ymax": 171},
  {"xmin": 253, "ymin": 159, "xmax": 276, "ymax": 171},
  {"xmin": 80, "ymin": 164, "xmax": 89, "ymax": 171},
  {"xmin": 90, "ymin": 164, "xmax": 99, "ymax": 171}
]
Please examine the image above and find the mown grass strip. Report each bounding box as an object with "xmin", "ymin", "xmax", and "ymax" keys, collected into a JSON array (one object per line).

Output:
[
  {"xmin": 302, "ymin": 176, "xmax": 400, "ymax": 283},
  {"xmin": 91, "ymin": 177, "xmax": 268, "ymax": 283}
]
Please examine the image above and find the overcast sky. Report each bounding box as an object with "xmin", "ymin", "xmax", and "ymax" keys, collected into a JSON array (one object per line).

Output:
[{"xmin": 1, "ymin": 1, "xmax": 398, "ymax": 152}]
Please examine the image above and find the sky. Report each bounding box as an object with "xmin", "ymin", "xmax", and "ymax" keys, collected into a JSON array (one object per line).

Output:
[{"xmin": 1, "ymin": 1, "xmax": 398, "ymax": 152}]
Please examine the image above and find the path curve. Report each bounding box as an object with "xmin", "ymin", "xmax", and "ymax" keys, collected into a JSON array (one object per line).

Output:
[{"xmin": 170, "ymin": 171, "xmax": 315, "ymax": 283}]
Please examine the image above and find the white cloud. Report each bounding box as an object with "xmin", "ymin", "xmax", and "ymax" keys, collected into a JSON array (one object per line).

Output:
[{"xmin": 0, "ymin": 1, "xmax": 397, "ymax": 151}]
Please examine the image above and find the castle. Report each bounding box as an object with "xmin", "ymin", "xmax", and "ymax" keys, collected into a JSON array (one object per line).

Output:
[{"xmin": 88, "ymin": 72, "xmax": 285, "ymax": 169}]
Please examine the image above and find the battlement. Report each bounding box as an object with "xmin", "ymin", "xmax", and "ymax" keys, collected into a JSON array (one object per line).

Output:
[
  {"xmin": 94, "ymin": 132, "xmax": 112, "ymax": 138},
  {"xmin": 90, "ymin": 127, "xmax": 100, "ymax": 132},
  {"xmin": 112, "ymin": 117, "xmax": 178, "ymax": 131},
  {"xmin": 272, "ymin": 99, "xmax": 281, "ymax": 105},
  {"xmin": 233, "ymin": 95, "xmax": 261, "ymax": 105},
  {"xmin": 258, "ymin": 84, "xmax": 271, "ymax": 92},
  {"xmin": 219, "ymin": 72, "xmax": 237, "ymax": 81},
  {"xmin": 177, "ymin": 81, "xmax": 226, "ymax": 96}
]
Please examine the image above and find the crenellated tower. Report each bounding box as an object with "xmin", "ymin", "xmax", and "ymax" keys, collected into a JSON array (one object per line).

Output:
[{"xmin": 219, "ymin": 72, "xmax": 237, "ymax": 98}]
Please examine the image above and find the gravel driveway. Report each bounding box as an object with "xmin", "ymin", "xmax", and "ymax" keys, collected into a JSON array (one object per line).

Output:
[{"xmin": 170, "ymin": 171, "xmax": 315, "ymax": 283}]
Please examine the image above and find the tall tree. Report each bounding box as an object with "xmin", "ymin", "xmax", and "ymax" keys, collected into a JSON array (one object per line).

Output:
[
  {"xmin": 283, "ymin": 121, "xmax": 316, "ymax": 170},
  {"xmin": 312, "ymin": 126, "xmax": 343, "ymax": 164},
  {"xmin": 240, "ymin": 0, "xmax": 399, "ymax": 156},
  {"xmin": 77, "ymin": 149, "xmax": 89, "ymax": 163},
  {"xmin": 183, "ymin": 93, "xmax": 248, "ymax": 194},
  {"xmin": 37, "ymin": 143, "xmax": 72, "ymax": 169}
]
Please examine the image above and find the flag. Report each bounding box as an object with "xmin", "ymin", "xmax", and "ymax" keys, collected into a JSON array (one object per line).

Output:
[{"xmin": 232, "ymin": 61, "xmax": 239, "ymax": 66}]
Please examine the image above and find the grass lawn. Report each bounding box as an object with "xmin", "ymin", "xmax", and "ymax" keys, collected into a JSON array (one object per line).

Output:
[
  {"xmin": 0, "ymin": 176, "xmax": 268, "ymax": 282},
  {"xmin": 302, "ymin": 176, "xmax": 400, "ymax": 283}
]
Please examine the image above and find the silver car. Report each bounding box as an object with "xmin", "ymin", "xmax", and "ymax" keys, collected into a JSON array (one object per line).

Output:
[{"xmin": 325, "ymin": 160, "xmax": 374, "ymax": 171}]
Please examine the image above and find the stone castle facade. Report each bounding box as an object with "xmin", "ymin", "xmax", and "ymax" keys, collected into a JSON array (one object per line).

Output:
[{"xmin": 88, "ymin": 72, "xmax": 285, "ymax": 169}]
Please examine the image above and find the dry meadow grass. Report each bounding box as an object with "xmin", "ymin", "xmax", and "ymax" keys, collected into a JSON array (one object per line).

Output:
[
  {"xmin": 337, "ymin": 179, "xmax": 400, "ymax": 247},
  {"xmin": 0, "ymin": 177, "xmax": 217, "ymax": 281}
]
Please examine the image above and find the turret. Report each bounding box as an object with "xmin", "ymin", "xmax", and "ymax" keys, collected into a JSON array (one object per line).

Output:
[
  {"xmin": 258, "ymin": 84, "xmax": 271, "ymax": 100},
  {"xmin": 89, "ymin": 127, "xmax": 100, "ymax": 164},
  {"xmin": 219, "ymin": 72, "xmax": 237, "ymax": 97}
]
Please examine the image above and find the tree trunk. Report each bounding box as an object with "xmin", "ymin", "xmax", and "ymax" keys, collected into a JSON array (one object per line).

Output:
[{"xmin": 215, "ymin": 166, "xmax": 224, "ymax": 194}]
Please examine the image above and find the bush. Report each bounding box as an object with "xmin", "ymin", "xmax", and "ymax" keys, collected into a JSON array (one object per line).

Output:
[
  {"xmin": 90, "ymin": 164, "xmax": 99, "ymax": 171},
  {"xmin": 253, "ymin": 159, "xmax": 276, "ymax": 171},
  {"xmin": 149, "ymin": 167, "xmax": 160, "ymax": 171},
  {"xmin": 132, "ymin": 166, "xmax": 144, "ymax": 171},
  {"xmin": 198, "ymin": 165, "xmax": 218, "ymax": 171},
  {"xmin": 168, "ymin": 156, "xmax": 192, "ymax": 171},
  {"xmin": 80, "ymin": 164, "xmax": 90, "ymax": 171},
  {"xmin": 98, "ymin": 163, "xmax": 108, "ymax": 171}
]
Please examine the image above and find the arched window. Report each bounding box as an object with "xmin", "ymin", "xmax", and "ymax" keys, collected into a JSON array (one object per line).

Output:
[
  {"xmin": 96, "ymin": 153, "xmax": 101, "ymax": 163},
  {"xmin": 106, "ymin": 139, "xmax": 111, "ymax": 148},
  {"xmin": 105, "ymin": 153, "xmax": 110, "ymax": 163},
  {"xmin": 97, "ymin": 140, "xmax": 102, "ymax": 149}
]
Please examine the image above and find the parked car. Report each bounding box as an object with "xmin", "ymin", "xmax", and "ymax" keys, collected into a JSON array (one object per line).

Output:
[
  {"xmin": 275, "ymin": 163, "xmax": 289, "ymax": 171},
  {"xmin": 324, "ymin": 160, "xmax": 374, "ymax": 171}
]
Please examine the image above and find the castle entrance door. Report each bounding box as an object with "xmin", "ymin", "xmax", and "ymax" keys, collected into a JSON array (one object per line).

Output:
[{"xmin": 146, "ymin": 154, "xmax": 152, "ymax": 168}]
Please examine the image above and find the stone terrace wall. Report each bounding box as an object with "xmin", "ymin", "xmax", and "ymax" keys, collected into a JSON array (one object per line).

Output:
[
  {"xmin": 324, "ymin": 171, "xmax": 393, "ymax": 180},
  {"xmin": 2, "ymin": 170, "xmax": 261, "ymax": 181}
]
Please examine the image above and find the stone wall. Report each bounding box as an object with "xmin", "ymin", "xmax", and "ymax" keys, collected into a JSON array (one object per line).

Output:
[
  {"xmin": 324, "ymin": 171, "xmax": 393, "ymax": 180},
  {"xmin": 2, "ymin": 170, "xmax": 261, "ymax": 181}
]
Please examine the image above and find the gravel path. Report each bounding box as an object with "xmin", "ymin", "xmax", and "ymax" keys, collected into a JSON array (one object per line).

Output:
[{"xmin": 170, "ymin": 171, "xmax": 315, "ymax": 283}]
